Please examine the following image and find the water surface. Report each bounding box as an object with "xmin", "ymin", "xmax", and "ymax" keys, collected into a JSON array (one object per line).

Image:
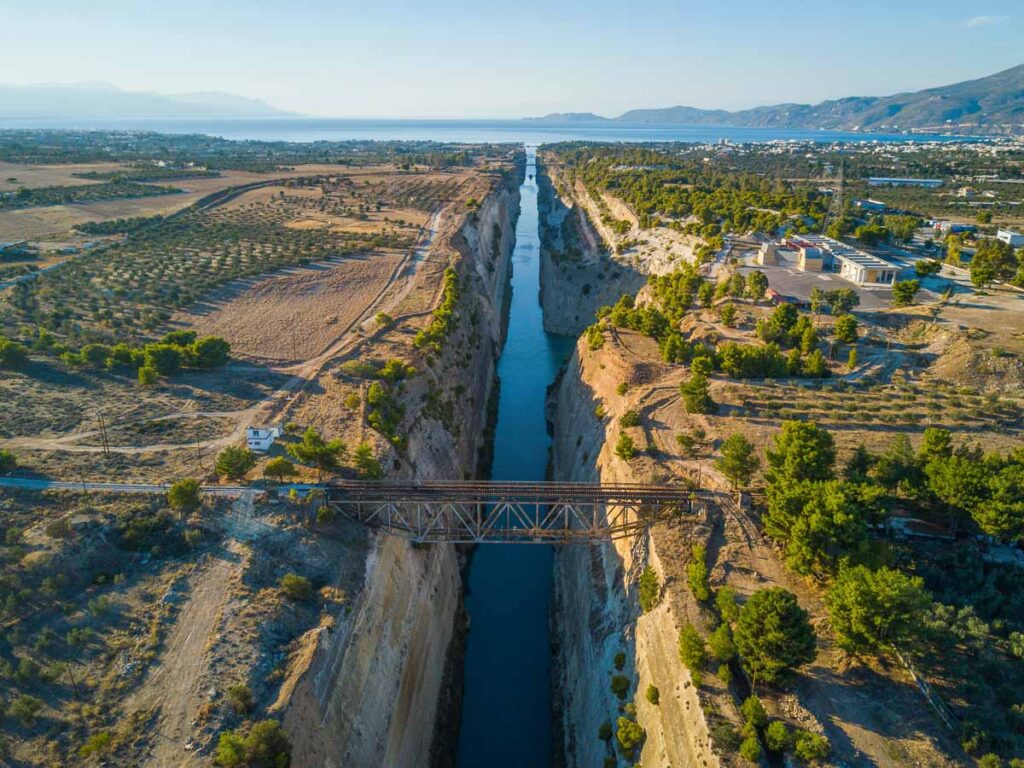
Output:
[
  {"xmin": 0, "ymin": 117, "xmax": 969, "ymax": 145},
  {"xmin": 455, "ymin": 147, "xmax": 573, "ymax": 767}
]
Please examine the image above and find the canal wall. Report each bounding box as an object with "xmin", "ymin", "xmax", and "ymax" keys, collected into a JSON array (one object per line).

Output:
[
  {"xmin": 278, "ymin": 163, "xmax": 522, "ymax": 768},
  {"xmin": 548, "ymin": 337, "xmax": 721, "ymax": 768},
  {"xmin": 536, "ymin": 156, "xmax": 645, "ymax": 337}
]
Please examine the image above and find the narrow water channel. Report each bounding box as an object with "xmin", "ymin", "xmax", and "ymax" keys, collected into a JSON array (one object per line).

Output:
[{"xmin": 456, "ymin": 147, "xmax": 573, "ymax": 767}]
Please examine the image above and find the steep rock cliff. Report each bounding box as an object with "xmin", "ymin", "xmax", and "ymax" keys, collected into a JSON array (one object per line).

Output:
[
  {"xmin": 537, "ymin": 159, "xmax": 644, "ymax": 337},
  {"xmin": 278, "ymin": 167, "xmax": 521, "ymax": 768},
  {"xmin": 549, "ymin": 340, "xmax": 720, "ymax": 768}
]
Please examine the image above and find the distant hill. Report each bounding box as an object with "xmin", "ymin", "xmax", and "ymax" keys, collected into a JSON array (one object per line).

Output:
[
  {"xmin": 0, "ymin": 83, "xmax": 297, "ymax": 120},
  {"xmin": 529, "ymin": 63, "xmax": 1024, "ymax": 134}
]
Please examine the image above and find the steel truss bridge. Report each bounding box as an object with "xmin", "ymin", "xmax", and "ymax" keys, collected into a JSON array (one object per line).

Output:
[{"xmin": 322, "ymin": 481, "xmax": 707, "ymax": 544}]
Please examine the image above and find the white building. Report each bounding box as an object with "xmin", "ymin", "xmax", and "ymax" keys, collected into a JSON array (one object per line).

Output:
[
  {"xmin": 790, "ymin": 235, "xmax": 899, "ymax": 286},
  {"xmin": 246, "ymin": 425, "xmax": 282, "ymax": 452},
  {"xmin": 997, "ymin": 229, "xmax": 1024, "ymax": 248},
  {"xmin": 867, "ymin": 177, "xmax": 943, "ymax": 188}
]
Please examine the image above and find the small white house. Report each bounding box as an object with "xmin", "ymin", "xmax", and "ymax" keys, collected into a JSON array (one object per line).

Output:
[
  {"xmin": 996, "ymin": 229, "xmax": 1024, "ymax": 248},
  {"xmin": 247, "ymin": 425, "xmax": 282, "ymax": 452}
]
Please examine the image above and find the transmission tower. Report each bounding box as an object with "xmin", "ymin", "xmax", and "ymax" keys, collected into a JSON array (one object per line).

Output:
[{"xmin": 821, "ymin": 157, "xmax": 845, "ymax": 234}]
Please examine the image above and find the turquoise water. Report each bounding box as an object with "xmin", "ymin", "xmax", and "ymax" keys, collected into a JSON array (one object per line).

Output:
[
  {"xmin": 0, "ymin": 117, "xmax": 970, "ymax": 145},
  {"xmin": 455, "ymin": 147, "xmax": 573, "ymax": 767}
]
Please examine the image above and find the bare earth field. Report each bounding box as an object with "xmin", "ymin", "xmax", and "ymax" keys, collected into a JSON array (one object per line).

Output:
[
  {"xmin": 0, "ymin": 160, "xmax": 127, "ymax": 190},
  {"xmin": 173, "ymin": 252, "xmax": 405, "ymax": 362}
]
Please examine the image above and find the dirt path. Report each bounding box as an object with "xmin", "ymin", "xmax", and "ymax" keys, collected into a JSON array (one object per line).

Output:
[{"xmin": 122, "ymin": 496, "xmax": 253, "ymax": 766}]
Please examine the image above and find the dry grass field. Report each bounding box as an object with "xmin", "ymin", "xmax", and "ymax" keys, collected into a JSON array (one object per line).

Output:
[
  {"xmin": 0, "ymin": 160, "xmax": 127, "ymax": 190},
  {"xmin": 174, "ymin": 253, "xmax": 405, "ymax": 361}
]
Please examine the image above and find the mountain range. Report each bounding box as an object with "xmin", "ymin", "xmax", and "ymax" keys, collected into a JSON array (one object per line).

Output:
[
  {"xmin": 529, "ymin": 63, "xmax": 1024, "ymax": 134},
  {"xmin": 0, "ymin": 83, "xmax": 295, "ymax": 120}
]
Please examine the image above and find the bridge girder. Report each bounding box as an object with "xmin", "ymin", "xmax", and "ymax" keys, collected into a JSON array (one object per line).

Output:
[{"xmin": 322, "ymin": 481, "xmax": 705, "ymax": 544}]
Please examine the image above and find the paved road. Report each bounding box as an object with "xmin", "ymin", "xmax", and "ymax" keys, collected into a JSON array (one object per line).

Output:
[{"xmin": 0, "ymin": 476, "xmax": 252, "ymax": 496}]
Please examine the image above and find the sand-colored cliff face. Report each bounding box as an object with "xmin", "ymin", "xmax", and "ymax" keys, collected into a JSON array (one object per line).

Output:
[
  {"xmin": 550, "ymin": 341, "xmax": 720, "ymax": 768},
  {"xmin": 536, "ymin": 160, "xmax": 645, "ymax": 337},
  {"xmin": 278, "ymin": 171, "xmax": 521, "ymax": 768}
]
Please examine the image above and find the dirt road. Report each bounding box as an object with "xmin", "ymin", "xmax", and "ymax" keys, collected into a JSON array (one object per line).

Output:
[{"xmin": 122, "ymin": 496, "xmax": 253, "ymax": 766}]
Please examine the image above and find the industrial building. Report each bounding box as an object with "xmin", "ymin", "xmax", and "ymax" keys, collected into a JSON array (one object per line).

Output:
[
  {"xmin": 854, "ymin": 199, "xmax": 887, "ymax": 212},
  {"xmin": 778, "ymin": 234, "xmax": 899, "ymax": 286},
  {"xmin": 867, "ymin": 177, "xmax": 943, "ymax": 188},
  {"xmin": 997, "ymin": 229, "xmax": 1024, "ymax": 248}
]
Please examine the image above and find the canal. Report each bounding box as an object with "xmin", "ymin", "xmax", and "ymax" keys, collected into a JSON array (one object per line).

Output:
[{"xmin": 455, "ymin": 146, "xmax": 574, "ymax": 767}]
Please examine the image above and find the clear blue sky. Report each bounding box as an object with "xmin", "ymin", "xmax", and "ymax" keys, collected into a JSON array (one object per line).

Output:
[{"xmin": 4, "ymin": 0, "xmax": 1022, "ymax": 118}]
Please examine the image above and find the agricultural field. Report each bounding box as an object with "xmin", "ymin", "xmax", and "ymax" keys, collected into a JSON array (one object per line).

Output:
[{"xmin": 0, "ymin": 135, "xmax": 512, "ymax": 484}]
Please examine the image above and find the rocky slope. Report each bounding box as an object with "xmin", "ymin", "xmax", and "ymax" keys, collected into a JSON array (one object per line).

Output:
[
  {"xmin": 276, "ymin": 164, "xmax": 521, "ymax": 768},
  {"xmin": 549, "ymin": 340, "xmax": 722, "ymax": 768},
  {"xmin": 537, "ymin": 159, "xmax": 645, "ymax": 336}
]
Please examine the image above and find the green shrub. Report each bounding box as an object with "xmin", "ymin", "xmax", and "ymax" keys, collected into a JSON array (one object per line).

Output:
[
  {"xmin": 353, "ymin": 443, "xmax": 384, "ymax": 480},
  {"xmin": 708, "ymin": 623, "xmax": 736, "ymax": 662},
  {"xmin": 143, "ymin": 343, "xmax": 183, "ymax": 375},
  {"xmin": 678, "ymin": 623, "xmax": 706, "ymax": 671},
  {"xmin": 614, "ymin": 432, "xmax": 637, "ymax": 461},
  {"xmin": 599, "ymin": 719, "xmax": 613, "ymax": 741},
  {"xmin": 192, "ymin": 336, "xmax": 231, "ymax": 368},
  {"xmin": 167, "ymin": 478, "xmax": 201, "ymax": 514},
  {"xmin": 263, "ymin": 457, "xmax": 296, "ymax": 482},
  {"xmin": 0, "ymin": 448, "xmax": 18, "ymax": 475},
  {"xmin": 711, "ymin": 722, "xmax": 742, "ymax": 752},
  {"xmin": 138, "ymin": 364, "xmax": 159, "ymax": 386},
  {"xmin": 613, "ymin": 651, "xmax": 626, "ymax": 671},
  {"xmin": 610, "ymin": 674, "xmax": 631, "ymax": 700},
  {"xmin": 687, "ymin": 544, "xmax": 710, "ymax": 601},
  {"xmin": 213, "ymin": 730, "xmax": 247, "ymax": 767},
  {"xmin": 793, "ymin": 730, "xmax": 830, "ymax": 762},
  {"xmin": 0, "ymin": 336, "xmax": 29, "ymax": 369},
  {"xmin": 44, "ymin": 516, "xmax": 72, "ymax": 539},
  {"xmin": 638, "ymin": 566, "xmax": 660, "ymax": 612},
  {"xmin": 716, "ymin": 589, "xmax": 741, "ymax": 626},
  {"xmin": 10, "ymin": 693, "xmax": 43, "ymax": 724},
  {"xmin": 226, "ymin": 684, "xmax": 254, "ymax": 715},
  {"xmin": 616, "ymin": 716, "xmax": 645, "ymax": 754},
  {"xmin": 741, "ymin": 695, "xmax": 768, "ymax": 727},
  {"xmin": 280, "ymin": 573, "xmax": 314, "ymax": 602},
  {"xmin": 215, "ymin": 446, "xmax": 256, "ymax": 480},
  {"xmin": 645, "ymin": 684, "xmax": 660, "ymax": 705},
  {"xmin": 764, "ymin": 720, "xmax": 791, "ymax": 752},
  {"xmin": 620, "ymin": 409, "xmax": 641, "ymax": 427},
  {"xmin": 78, "ymin": 732, "xmax": 113, "ymax": 758},
  {"xmin": 739, "ymin": 734, "xmax": 762, "ymax": 762}
]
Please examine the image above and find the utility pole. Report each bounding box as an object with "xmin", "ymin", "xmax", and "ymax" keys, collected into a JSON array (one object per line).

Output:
[
  {"xmin": 194, "ymin": 425, "xmax": 204, "ymax": 472},
  {"xmin": 65, "ymin": 662, "xmax": 80, "ymax": 700},
  {"xmin": 96, "ymin": 411, "xmax": 111, "ymax": 457}
]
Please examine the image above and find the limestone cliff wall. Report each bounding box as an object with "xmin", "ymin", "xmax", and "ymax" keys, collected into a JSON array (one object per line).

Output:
[
  {"xmin": 537, "ymin": 159, "xmax": 645, "ymax": 337},
  {"xmin": 550, "ymin": 340, "xmax": 720, "ymax": 768},
  {"xmin": 279, "ymin": 167, "xmax": 521, "ymax": 768}
]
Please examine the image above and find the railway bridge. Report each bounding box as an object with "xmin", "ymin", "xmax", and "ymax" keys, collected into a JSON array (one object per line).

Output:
[{"xmin": 322, "ymin": 480, "xmax": 708, "ymax": 544}]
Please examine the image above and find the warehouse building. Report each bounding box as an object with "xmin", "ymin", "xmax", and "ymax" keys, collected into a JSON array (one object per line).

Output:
[
  {"xmin": 784, "ymin": 235, "xmax": 899, "ymax": 286},
  {"xmin": 868, "ymin": 177, "xmax": 943, "ymax": 188}
]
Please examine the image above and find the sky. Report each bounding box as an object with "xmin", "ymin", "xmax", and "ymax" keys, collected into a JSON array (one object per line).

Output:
[{"xmin": 3, "ymin": 0, "xmax": 1022, "ymax": 118}]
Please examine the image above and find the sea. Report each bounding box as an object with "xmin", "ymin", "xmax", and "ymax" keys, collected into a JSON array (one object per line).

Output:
[{"xmin": 0, "ymin": 117, "xmax": 971, "ymax": 145}]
